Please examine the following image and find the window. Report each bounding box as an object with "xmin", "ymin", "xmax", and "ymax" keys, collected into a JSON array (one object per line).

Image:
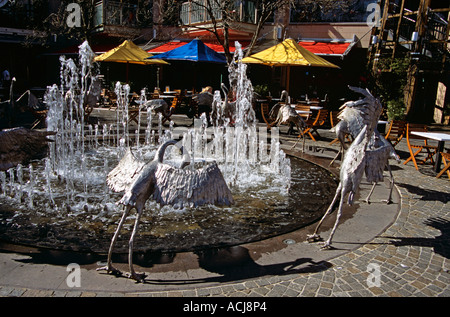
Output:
[{"xmin": 290, "ymin": 0, "xmax": 378, "ymax": 23}]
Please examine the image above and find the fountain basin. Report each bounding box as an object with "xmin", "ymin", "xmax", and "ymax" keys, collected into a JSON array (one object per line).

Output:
[{"xmin": 0, "ymin": 155, "xmax": 337, "ymax": 253}]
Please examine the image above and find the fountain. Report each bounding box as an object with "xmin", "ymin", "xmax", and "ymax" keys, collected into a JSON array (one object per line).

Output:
[{"xmin": 0, "ymin": 41, "xmax": 337, "ymax": 253}]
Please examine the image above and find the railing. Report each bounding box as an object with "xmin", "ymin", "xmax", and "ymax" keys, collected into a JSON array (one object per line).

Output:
[
  {"xmin": 180, "ymin": 0, "xmax": 255, "ymax": 25},
  {"xmin": 94, "ymin": 0, "xmax": 138, "ymax": 27}
]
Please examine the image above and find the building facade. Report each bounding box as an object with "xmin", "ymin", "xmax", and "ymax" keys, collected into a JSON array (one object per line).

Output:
[{"xmin": 6, "ymin": 0, "xmax": 445, "ymax": 119}]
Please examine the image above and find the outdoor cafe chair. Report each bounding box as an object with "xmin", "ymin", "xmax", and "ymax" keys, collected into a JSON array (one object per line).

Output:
[
  {"xmin": 436, "ymin": 152, "xmax": 450, "ymax": 179},
  {"xmin": 261, "ymin": 102, "xmax": 277, "ymax": 129},
  {"xmin": 403, "ymin": 123, "xmax": 438, "ymax": 170},
  {"xmin": 385, "ymin": 120, "xmax": 406, "ymax": 148},
  {"xmin": 294, "ymin": 104, "xmax": 311, "ymax": 120},
  {"xmin": 300, "ymin": 109, "xmax": 329, "ymax": 141}
]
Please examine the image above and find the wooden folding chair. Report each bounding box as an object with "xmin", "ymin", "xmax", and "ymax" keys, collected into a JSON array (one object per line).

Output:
[
  {"xmin": 300, "ymin": 109, "xmax": 328, "ymax": 141},
  {"xmin": 385, "ymin": 120, "xmax": 406, "ymax": 148},
  {"xmin": 294, "ymin": 104, "xmax": 311, "ymax": 120},
  {"xmin": 261, "ymin": 102, "xmax": 276, "ymax": 129},
  {"xmin": 436, "ymin": 152, "xmax": 450, "ymax": 179},
  {"xmin": 403, "ymin": 123, "xmax": 438, "ymax": 170}
]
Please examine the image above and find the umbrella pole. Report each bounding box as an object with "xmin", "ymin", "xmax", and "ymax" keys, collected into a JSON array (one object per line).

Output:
[
  {"xmin": 157, "ymin": 66, "xmax": 160, "ymax": 89},
  {"xmin": 286, "ymin": 66, "xmax": 291, "ymax": 93},
  {"xmin": 126, "ymin": 61, "xmax": 129, "ymax": 84}
]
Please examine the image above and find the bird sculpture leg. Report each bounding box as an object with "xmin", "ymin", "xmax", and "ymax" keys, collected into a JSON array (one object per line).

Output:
[
  {"xmin": 321, "ymin": 189, "xmax": 346, "ymax": 250},
  {"xmin": 329, "ymin": 131, "xmax": 348, "ymax": 167},
  {"xmin": 365, "ymin": 165, "xmax": 395, "ymax": 205},
  {"xmin": 383, "ymin": 164, "xmax": 395, "ymax": 204},
  {"xmin": 364, "ymin": 182, "xmax": 377, "ymax": 204},
  {"xmin": 97, "ymin": 205, "xmax": 132, "ymax": 276},
  {"xmin": 290, "ymin": 126, "xmax": 306, "ymax": 153},
  {"xmin": 127, "ymin": 206, "xmax": 147, "ymax": 282},
  {"xmin": 307, "ymin": 183, "xmax": 341, "ymax": 243},
  {"xmin": 329, "ymin": 144, "xmax": 344, "ymax": 167}
]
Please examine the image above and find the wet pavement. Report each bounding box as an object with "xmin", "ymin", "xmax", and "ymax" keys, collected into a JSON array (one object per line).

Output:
[{"xmin": 0, "ymin": 110, "xmax": 449, "ymax": 297}]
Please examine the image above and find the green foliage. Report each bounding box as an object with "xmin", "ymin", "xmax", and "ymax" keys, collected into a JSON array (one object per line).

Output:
[
  {"xmin": 371, "ymin": 56, "xmax": 410, "ymax": 120},
  {"xmin": 386, "ymin": 99, "xmax": 406, "ymax": 121},
  {"xmin": 253, "ymin": 84, "xmax": 270, "ymax": 97}
]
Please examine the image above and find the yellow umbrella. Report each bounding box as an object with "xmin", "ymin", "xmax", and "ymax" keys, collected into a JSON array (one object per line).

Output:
[
  {"xmin": 242, "ymin": 38, "xmax": 339, "ymax": 91},
  {"xmin": 95, "ymin": 40, "xmax": 168, "ymax": 65},
  {"xmin": 94, "ymin": 40, "xmax": 168, "ymax": 82}
]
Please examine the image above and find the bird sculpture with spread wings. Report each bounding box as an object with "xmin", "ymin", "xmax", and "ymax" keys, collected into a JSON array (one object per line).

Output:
[
  {"xmin": 307, "ymin": 125, "xmax": 370, "ymax": 249},
  {"xmin": 307, "ymin": 86, "xmax": 399, "ymax": 249},
  {"xmin": 0, "ymin": 127, "xmax": 56, "ymax": 171},
  {"xmin": 269, "ymin": 91, "xmax": 307, "ymax": 151},
  {"xmin": 330, "ymin": 86, "xmax": 400, "ymax": 203},
  {"xmin": 97, "ymin": 140, "xmax": 234, "ymax": 282}
]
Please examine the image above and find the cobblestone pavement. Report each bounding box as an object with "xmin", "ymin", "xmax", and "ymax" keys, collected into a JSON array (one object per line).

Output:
[{"xmin": 0, "ymin": 115, "xmax": 449, "ymax": 297}]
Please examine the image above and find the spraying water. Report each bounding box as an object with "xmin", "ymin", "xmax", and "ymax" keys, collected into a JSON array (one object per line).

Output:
[{"xmin": 0, "ymin": 41, "xmax": 336, "ymax": 253}]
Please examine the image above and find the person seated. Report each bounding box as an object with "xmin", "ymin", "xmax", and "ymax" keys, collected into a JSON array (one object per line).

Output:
[{"xmin": 194, "ymin": 86, "xmax": 213, "ymax": 118}]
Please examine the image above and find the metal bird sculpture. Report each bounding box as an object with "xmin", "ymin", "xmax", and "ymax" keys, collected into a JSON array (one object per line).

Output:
[
  {"xmin": 0, "ymin": 127, "xmax": 56, "ymax": 171},
  {"xmin": 145, "ymin": 99, "xmax": 173, "ymax": 122},
  {"xmin": 97, "ymin": 140, "xmax": 234, "ymax": 282},
  {"xmin": 330, "ymin": 86, "xmax": 382, "ymax": 164},
  {"xmin": 330, "ymin": 86, "xmax": 399, "ymax": 203},
  {"xmin": 307, "ymin": 125, "xmax": 370, "ymax": 249},
  {"xmin": 307, "ymin": 86, "xmax": 390, "ymax": 249},
  {"xmin": 269, "ymin": 91, "xmax": 307, "ymax": 151}
]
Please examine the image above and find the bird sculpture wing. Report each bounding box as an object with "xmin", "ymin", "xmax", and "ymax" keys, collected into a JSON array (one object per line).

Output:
[
  {"xmin": 365, "ymin": 146, "xmax": 389, "ymax": 183},
  {"xmin": 337, "ymin": 105, "xmax": 365, "ymax": 138},
  {"xmin": 0, "ymin": 127, "xmax": 56, "ymax": 171},
  {"xmin": 153, "ymin": 162, "xmax": 234, "ymax": 208},
  {"xmin": 269, "ymin": 103, "xmax": 282, "ymax": 119},
  {"xmin": 365, "ymin": 132, "xmax": 399, "ymax": 183},
  {"xmin": 339, "ymin": 86, "xmax": 382, "ymax": 138},
  {"xmin": 145, "ymin": 99, "xmax": 168, "ymax": 111},
  {"xmin": 340, "ymin": 125, "xmax": 369, "ymax": 204},
  {"xmin": 107, "ymin": 148, "xmax": 146, "ymax": 193}
]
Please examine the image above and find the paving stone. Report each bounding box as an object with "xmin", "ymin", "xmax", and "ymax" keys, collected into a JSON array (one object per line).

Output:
[{"xmin": 1, "ymin": 127, "xmax": 449, "ymax": 297}]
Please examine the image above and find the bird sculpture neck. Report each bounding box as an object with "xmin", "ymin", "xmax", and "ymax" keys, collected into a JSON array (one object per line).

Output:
[{"xmin": 155, "ymin": 140, "xmax": 178, "ymax": 163}]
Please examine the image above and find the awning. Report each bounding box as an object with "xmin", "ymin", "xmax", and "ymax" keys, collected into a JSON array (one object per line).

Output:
[
  {"xmin": 298, "ymin": 40, "xmax": 356, "ymax": 58},
  {"xmin": 147, "ymin": 39, "xmax": 226, "ymax": 63},
  {"xmin": 148, "ymin": 40, "xmax": 249, "ymax": 54}
]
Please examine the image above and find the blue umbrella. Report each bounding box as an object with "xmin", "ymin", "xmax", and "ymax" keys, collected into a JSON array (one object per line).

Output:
[{"xmin": 147, "ymin": 39, "xmax": 227, "ymax": 63}]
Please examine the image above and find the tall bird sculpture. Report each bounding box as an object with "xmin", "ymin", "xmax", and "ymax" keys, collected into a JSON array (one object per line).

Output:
[
  {"xmin": 307, "ymin": 126, "xmax": 370, "ymax": 249},
  {"xmin": 307, "ymin": 86, "xmax": 384, "ymax": 249},
  {"xmin": 330, "ymin": 86, "xmax": 400, "ymax": 204},
  {"xmin": 97, "ymin": 140, "xmax": 234, "ymax": 282},
  {"xmin": 330, "ymin": 86, "xmax": 381, "ymax": 165},
  {"xmin": 269, "ymin": 91, "xmax": 307, "ymax": 151}
]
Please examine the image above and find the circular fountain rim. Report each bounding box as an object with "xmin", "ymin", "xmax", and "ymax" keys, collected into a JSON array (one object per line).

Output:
[{"xmin": 0, "ymin": 151, "xmax": 339, "ymax": 256}]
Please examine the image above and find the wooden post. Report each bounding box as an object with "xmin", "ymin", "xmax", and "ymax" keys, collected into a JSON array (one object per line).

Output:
[
  {"xmin": 371, "ymin": 0, "xmax": 391, "ymax": 72},
  {"xmin": 391, "ymin": 0, "xmax": 406, "ymax": 60}
]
